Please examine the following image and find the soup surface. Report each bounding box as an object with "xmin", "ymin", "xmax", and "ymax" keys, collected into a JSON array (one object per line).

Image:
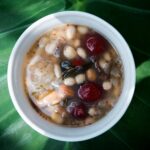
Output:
[{"xmin": 24, "ymin": 24, "xmax": 123, "ymax": 126}]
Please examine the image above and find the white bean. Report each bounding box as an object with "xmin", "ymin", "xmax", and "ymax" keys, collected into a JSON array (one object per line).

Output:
[
  {"xmin": 77, "ymin": 26, "xmax": 88, "ymax": 34},
  {"xmin": 88, "ymin": 108, "xmax": 97, "ymax": 116},
  {"xmin": 103, "ymin": 52, "xmax": 111, "ymax": 61},
  {"xmin": 66, "ymin": 25, "xmax": 76, "ymax": 40},
  {"xmin": 54, "ymin": 64, "xmax": 62, "ymax": 78},
  {"xmin": 51, "ymin": 112, "xmax": 64, "ymax": 124},
  {"xmin": 64, "ymin": 77, "xmax": 76, "ymax": 86},
  {"xmin": 102, "ymin": 81, "xmax": 112, "ymax": 90},
  {"xmin": 99, "ymin": 59, "xmax": 108, "ymax": 69},
  {"xmin": 38, "ymin": 36, "xmax": 49, "ymax": 48},
  {"xmin": 63, "ymin": 45, "xmax": 77, "ymax": 59},
  {"xmin": 45, "ymin": 40, "xmax": 57, "ymax": 55},
  {"xmin": 75, "ymin": 74, "xmax": 86, "ymax": 84},
  {"xmin": 77, "ymin": 47, "xmax": 87, "ymax": 59},
  {"xmin": 86, "ymin": 69, "xmax": 97, "ymax": 81}
]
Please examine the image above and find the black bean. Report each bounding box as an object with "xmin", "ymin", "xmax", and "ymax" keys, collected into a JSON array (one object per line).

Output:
[{"xmin": 61, "ymin": 60, "xmax": 72, "ymax": 70}]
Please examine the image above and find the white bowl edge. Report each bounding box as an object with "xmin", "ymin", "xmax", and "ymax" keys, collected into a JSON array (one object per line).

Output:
[{"xmin": 7, "ymin": 11, "xmax": 136, "ymax": 142}]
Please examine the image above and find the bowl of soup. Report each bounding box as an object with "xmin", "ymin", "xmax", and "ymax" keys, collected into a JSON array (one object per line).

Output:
[{"xmin": 7, "ymin": 11, "xmax": 135, "ymax": 141}]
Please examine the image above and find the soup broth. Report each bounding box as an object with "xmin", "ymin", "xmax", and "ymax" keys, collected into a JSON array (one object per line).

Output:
[{"xmin": 24, "ymin": 24, "xmax": 123, "ymax": 127}]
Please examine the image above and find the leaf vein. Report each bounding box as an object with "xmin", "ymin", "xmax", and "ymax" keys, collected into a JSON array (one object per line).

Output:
[{"xmin": 110, "ymin": 129, "xmax": 133, "ymax": 150}]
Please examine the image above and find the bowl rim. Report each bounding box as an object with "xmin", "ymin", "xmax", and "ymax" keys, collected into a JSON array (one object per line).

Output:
[{"xmin": 7, "ymin": 11, "xmax": 136, "ymax": 141}]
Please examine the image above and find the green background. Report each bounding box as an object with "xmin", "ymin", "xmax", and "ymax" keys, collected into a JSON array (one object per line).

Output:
[{"xmin": 0, "ymin": 0, "xmax": 150, "ymax": 149}]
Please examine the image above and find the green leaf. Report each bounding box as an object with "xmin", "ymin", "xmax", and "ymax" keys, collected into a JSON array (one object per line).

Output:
[
  {"xmin": 136, "ymin": 60, "xmax": 150, "ymax": 107},
  {"xmin": 136, "ymin": 60, "xmax": 150, "ymax": 83},
  {"xmin": 0, "ymin": 0, "xmax": 150, "ymax": 150}
]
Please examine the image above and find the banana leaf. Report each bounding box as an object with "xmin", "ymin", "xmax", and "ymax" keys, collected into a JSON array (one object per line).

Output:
[{"xmin": 0, "ymin": 0, "xmax": 150, "ymax": 149}]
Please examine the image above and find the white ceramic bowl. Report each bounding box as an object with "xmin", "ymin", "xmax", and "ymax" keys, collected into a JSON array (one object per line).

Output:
[{"xmin": 7, "ymin": 11, "xmax": 135, "ymax": 142}]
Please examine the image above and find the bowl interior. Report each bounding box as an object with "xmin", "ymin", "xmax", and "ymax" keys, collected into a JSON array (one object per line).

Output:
[{"xmin": 8, "ymin": 11, "xmax": 135, "ymax": 141}]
